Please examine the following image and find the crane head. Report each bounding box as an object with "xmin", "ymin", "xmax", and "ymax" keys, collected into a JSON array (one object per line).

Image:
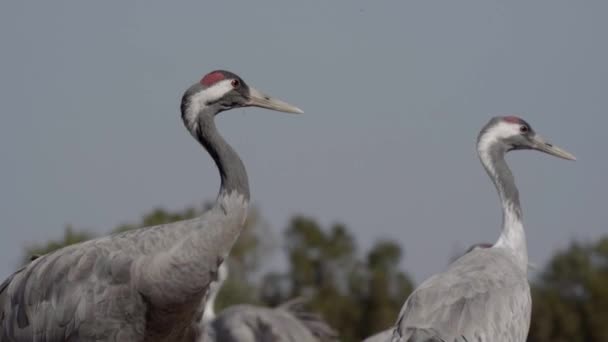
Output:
[
  {"xmin": 478, "ymin": 116, "xmax": 576, "ymax": 161},
  {"xmin": 198, "ymin": 70, "xmax": 303, "ymax": 113},
  {"xmin": 182, "ymin": 69, "xmax": 302, "ymax": 120}
]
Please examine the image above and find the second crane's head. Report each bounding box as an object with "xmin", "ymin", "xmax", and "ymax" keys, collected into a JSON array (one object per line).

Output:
[
  {"xmin": 181, "ymin": 70, "xmax": 303, "ymax": 132},
  {"xmin": 478, "ymin": 116, "xmax": 576, "ymax": 161}
]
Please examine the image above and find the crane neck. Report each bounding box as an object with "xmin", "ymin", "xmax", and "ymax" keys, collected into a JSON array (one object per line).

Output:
[
  {"xmin": 194, "ymin": 113, "xmax": 250, "ymax": 200},
  {"xmin": 180, "ymin": 90, "xmax": 251, "ymax": 201},
  {"xmin": 478, "ymin": 142, "xmax": 528, "ymax": 270}
]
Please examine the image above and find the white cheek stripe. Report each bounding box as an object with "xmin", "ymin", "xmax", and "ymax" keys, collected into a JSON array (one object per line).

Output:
[
  {"xmin": 477, "ymin": 122, "xmax": 520, "ymax": 156},
  {"xmin": 477, "ymin": 121, "xmax": 520, "ymax": 189},
  {"xmin": 198, "ymin": 79, "xmax": 234, "ymax": 104},
  {"xmin": 183, "ymin": 79, "xmax": 235, "ymax": 134}
]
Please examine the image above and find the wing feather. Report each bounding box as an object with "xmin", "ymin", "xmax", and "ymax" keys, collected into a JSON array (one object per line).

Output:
[
  {"xmin": 1, "ymin": 206, "xmax": 244, "ymax": 341},
  {"xmin": 393, "ymin": 248, "xmax": 531, "ymax": 342},
  {"xmin": 0, "ymin": 218, "xmax": 200, "ymax": 340}
]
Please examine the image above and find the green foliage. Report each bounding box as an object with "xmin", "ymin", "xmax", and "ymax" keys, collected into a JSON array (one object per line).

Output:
[
  {"xmin": 264, "ymin": 215, "xmax": 414, "ymax": 342},
  {"xmin": 528, "ymin": 237, "xmax": 608, "ymax": 342},
  {"xmin": 362, "ymin": 241, "xmax": 414, "ymax": 337}
]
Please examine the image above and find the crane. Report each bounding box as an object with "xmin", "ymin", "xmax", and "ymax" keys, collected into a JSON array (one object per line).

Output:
[
  {"xmin": 198, "ymin": 263, "xmax": 338, "ymax": 342},
  {"xmin": 390, "ymin": 116, "xmax": 575, "ymax": 342},
  {"xmin": 0, "ymin": 70, "xmax": 303, "ymax": 341}
]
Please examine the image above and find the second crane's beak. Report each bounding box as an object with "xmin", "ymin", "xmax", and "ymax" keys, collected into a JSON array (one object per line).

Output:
[
  {"xmin": 245, "ymin": 87, "xmax": 304, "ymax": 114},
  {"xmin": 530, "ymin": 134, "xmax": 576, "ymax": 161}
]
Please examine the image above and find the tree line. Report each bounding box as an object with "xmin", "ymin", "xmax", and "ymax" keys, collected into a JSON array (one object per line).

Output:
[{"xmin": 22, "ymin": 203, "xmax": 608, "ymax": 342}]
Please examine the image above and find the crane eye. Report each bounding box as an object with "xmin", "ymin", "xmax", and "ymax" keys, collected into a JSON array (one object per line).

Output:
[
  {"xmin": 231, "ymin": 79, "xmax": 240, "ymax": 88},
  {"xmin": 519, "ymin": 125, "xmax": 529, "ymax": 133}
]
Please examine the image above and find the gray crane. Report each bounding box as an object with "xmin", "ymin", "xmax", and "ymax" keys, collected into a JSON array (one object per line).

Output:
[
  {"xmin": 0, "ymin": 70, "xmax": 303, "ymax": 341},
  {"xmin": 199, "ymin": 263, "xmax": 338, "ymax": 342},
  {"xmin": 390, "ymin": 116, "xmax": 575, "ymax": 342}
]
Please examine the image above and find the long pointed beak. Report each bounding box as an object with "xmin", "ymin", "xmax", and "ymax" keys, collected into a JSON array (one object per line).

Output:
[
  {"xmin": 531, "ymin": 134, "xmax": 576, "ymax": 161},
  {"xmin": 245, "ymin": 86, "xmax": 304, "ymax": 114}
]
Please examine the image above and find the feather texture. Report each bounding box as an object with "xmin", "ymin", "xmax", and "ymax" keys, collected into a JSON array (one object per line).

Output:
[
  {"xmin": 0, "ymin": 195, "xmax": 248, "ymax": 342},
  {"xmin": 200, "ymin": 298, "xmax": 338, "ymax": 342},
  {"xmin": 392, "ymin": 247, "xmax": 530, "ymax": 342}
]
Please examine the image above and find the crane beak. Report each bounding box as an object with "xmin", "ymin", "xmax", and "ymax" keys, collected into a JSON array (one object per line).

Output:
[
  {"xmin": 245, "ymin": 87, "xmax": 304, "ymax": 114},
  {"xmin": 530, "ymin": 134, "xmax": 576, "ymax": 161}
]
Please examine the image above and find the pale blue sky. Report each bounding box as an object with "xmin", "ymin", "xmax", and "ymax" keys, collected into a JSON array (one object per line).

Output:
[{"xmin": 0, "ymin": 1, "xmax": 606, "ymax": 283}]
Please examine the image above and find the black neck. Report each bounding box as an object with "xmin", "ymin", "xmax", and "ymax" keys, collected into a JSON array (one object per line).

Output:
[{"xmin": 190, "ymin": 109, "xmax": 250, "ymax": 200}]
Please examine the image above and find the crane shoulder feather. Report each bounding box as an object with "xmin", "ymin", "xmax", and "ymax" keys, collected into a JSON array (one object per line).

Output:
[
  {"xmin": 393, "ymin": 248, "xmax": 531, "ymax": 342},
  {"xmin": 0, "ymin": 238, "xmax": 148, "ymax": 341}
]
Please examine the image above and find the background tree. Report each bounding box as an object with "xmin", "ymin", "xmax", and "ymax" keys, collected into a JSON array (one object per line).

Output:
[
  {"xmin": 285, "ymin": 217, "xmax": 362, "ymax": 342},
  {"xmin": 360, "ymin": 241, "xmax": 414, "ymax": 337},
  {"xmin": 260, "ymin": 216, "xmax": 414, "ymax": 342},
  {"xmin": 528, "ymin": 237, "xmax": 608, "ymax": 342}
]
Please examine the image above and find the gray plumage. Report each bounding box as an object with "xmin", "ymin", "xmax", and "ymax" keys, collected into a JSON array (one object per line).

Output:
[
  {"xmin": 390, "ymin": 116, "xmax": 575, "ymax": 342},
  {"xmin": 0, "ymin": 70, "xmax": 303, "ymax": 342},
  {"xmin": 201, "ymin": 299, "xmax": 338, "ymax": 342},
  {"xmin": 199, "ymin": 264, "xmax": 338, "ymax": 342}
]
